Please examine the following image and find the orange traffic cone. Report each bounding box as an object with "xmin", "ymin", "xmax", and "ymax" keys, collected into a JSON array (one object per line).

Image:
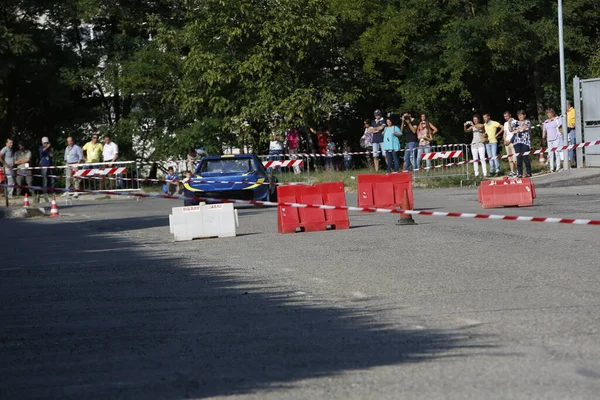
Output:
[
  {"xmin": 23, "ymin": 193, "xmax": 30, "ymax": 207},
  {"xmin": 397, "ymin": 188, "xmax": 416, "ymax": 225},
  {"xmin": 49, "ymin": 195, "xmax": 60, "ymax": 217},
  {"xmin": 539, "ymin": 148, "xmax": 546, "ymax": 165}
]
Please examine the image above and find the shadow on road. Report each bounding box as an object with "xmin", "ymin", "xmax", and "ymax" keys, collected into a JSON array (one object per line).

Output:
[{"xmin": 0, "ymin": 217, "xmax": 492, "ymax": 399}]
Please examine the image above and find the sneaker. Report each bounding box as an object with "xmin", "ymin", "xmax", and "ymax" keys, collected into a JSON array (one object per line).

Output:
[
  {"xmin": 74, "ymin": 193, "xmax": 79, "ymax": 199},
  {"xmin": 555, "ymin": 168, "xmax": 563, "ymax": 172},
  {"xmin": 517, "ymin": 174, "xmax": 523, "ymax": 178},
  {"xmin": 526, "ymin": 173, "xmax": 532, "ymax": 178},
  {"xmin": 60, "ymin": 192, "xmax": 69, "ymax": 197},
  {"xmin": 508, "ymin": 172, "xmax": 516, "ymax": 178}
]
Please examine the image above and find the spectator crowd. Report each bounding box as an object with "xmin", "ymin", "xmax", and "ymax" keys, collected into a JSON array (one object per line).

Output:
[
  {"xmin": 1, "ymin": 133, "xmax": 121, "ymax": 201},
  {"xmin": 0, "ymin": 104, "xmax": 581, "ymax": 200},
  {"xmin": 264, "ymin": 105, "xmax": 578, "ymax": 177}
]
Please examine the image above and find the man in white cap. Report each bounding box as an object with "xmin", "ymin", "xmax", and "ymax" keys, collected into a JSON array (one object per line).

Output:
[{"xmin": 39, "ymin": 137, "xmax": 55, "ymax": 201}]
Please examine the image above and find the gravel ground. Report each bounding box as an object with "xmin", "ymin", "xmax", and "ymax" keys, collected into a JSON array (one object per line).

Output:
[{"xmin": 1, "ymin": 180, "xmax": 599, "ymax": 399}]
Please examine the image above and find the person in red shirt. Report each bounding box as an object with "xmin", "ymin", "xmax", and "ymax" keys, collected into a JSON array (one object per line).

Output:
[
  {"xmin": 310, "ymin": 128, "xmax": 329, "ymax": 153},
  {"xmin": 310, "ymin": 128, "xmax": 330, "ymax": 168},
  {"xmin": 285, "ymin": 128, "xmax": 302, "ymax": 174}
]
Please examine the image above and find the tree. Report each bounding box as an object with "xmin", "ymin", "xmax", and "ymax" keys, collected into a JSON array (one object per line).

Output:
[{"xmin": 176, "ymin": 0, "xmax": 366, "ymax": 151}]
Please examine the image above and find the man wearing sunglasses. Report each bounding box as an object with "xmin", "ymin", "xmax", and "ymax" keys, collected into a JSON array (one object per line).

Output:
[{"xmin": 83, "ymin": 133, "xmax": 103, "ymax": 189}]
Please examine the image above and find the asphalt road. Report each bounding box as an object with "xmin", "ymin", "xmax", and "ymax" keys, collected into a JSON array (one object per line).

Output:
[{"xmin": 1, "ymin": 182, "xmax": 600, "ymax": 399}]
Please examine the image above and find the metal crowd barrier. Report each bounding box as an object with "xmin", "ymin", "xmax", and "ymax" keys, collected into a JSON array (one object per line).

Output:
[
  {"xmin": 59, "ymin": 161, "xmax": 141, "ymax": 192},
  {"xmin": 411, "ymin": 143, "xmax": 471, "ymax": 180}
]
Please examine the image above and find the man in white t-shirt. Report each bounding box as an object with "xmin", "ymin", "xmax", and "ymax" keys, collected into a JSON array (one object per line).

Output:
[
  {"xmin": 502, "ymin": 111, "xmax": 517, "ymax": 177},
  {"xmin": 102, "ymin": 135, "xmax": 119, "ymax": 189}
]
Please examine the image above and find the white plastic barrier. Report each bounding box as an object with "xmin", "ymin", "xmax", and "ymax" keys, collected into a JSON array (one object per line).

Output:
[{"xmin": 169, "ymin": 203, "xmax": 239, "ymax": 241}]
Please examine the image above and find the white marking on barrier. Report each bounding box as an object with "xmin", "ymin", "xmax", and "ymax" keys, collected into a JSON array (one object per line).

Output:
[
  {"xmin": 422, "ymin": 150, "xmax": 463, "ymax": 160},
  {"xmin": 262, "ymin": 160, "xmax": 304, "ymax": 168},
  {"xmin": 74, "ymin": 167, "xmax": 126, "ymax": 177}
]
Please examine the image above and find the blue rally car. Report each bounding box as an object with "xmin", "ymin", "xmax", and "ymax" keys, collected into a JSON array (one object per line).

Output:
[{"xmin": 182, "ymin": 154, "xmax": 278, "ymax": 206}]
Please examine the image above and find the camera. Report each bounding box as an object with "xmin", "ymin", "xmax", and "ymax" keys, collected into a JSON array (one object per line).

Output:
[
  {"xmin": 403, "ymin": 115, "xmax": 410, "ymax": 121},
  {"xmin": 466, "ymin": 121, "xmax": 473, "ymax": 126}
]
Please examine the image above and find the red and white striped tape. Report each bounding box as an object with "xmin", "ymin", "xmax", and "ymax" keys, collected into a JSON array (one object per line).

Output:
[
  {"xmin": 73, "ymin": 167, "xmax": 127, "ymax": 177},
  {"xmin": 421, "ymin": 150, "xmax": 463, "ymax": 160},
  {"xmin": 14, "ymin": 140, "xmax": 600, "ymax": 172},
  {"xmin": 414, "ymin": 140, "xmax": 600, "ymax": 172},
  {"xmin": 4, "ymin": 184, "xmax": 600, "ymax": 226},
  {"xmin": 17, "ymin": 172, "xmax": 280, "ymax": 187},
  {"xmin": 262, "ymin": 160, "xmax": 304, "ymax": 168}
]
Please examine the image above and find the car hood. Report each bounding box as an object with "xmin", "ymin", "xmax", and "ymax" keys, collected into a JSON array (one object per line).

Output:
[{"xmin": 184, "ymin": 171, "xmax": 264, "ymax": 191}]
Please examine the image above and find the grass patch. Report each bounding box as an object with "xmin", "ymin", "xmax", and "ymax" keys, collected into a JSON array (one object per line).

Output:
[
  {"xmin": 273, "ymin": 155, "xmax": 549, "ymax": 191},
  {"xmin": 141, "ymin": 184, "xmax": 165, "ymax": 194},
  {"xmin": 274, "ymin": 169, "xmax": 370, "ymax": 192}
]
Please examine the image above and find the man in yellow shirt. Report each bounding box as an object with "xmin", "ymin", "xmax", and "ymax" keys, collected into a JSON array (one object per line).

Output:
[
  {"xmin": 483, "ymin": 113, "xmax": 504, "ymax": 175},
  {"xmin": 567, "ymin": 100, "xmax": 576, "ymax": 166},
  {"xmin": 83, "ymin": 133, "xmax": 104, "ymax": 164},
  {"xmin": 82, "ymin": 133, "xmax": 103, "ymax": 189}
]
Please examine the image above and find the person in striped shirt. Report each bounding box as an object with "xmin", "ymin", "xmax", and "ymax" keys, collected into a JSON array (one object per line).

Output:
[{"xmin": 513, "ymin": 110, "xmax": 532, "ymax": 178}]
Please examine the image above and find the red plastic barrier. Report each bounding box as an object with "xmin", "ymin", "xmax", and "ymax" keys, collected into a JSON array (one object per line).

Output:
[
  {"xmin": 357, "ymin": 173, "xmax": 414, "ymax": 210},
  {"xmin": 277, "ymin": 182, "xmax": 350, "ymax": 233},
  {"xmin": 478, "ymin": 178, "xmax": 536, "ymax": 209}
]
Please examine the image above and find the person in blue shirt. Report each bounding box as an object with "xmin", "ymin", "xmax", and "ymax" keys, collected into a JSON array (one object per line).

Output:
[
  {"xmin": 163, "ymin": 167, "xmax": 179, "ymax": 195},
  {"xmin": 39, "ymin": 137, "xmax": 55, "ymax": 201},
  {"xmin": 383, "ymin": 118, "xmax": 402, "ymax": 172},
  {"xmin": 63, "ymin": 136, "xmax": 84, "ymax": 197}
]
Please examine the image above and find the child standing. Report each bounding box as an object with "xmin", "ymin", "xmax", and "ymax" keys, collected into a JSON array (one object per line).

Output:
[
  {"xmin": 342, "ymin": 141, "xmax": 352, "ymax": 170},
  {"xmin": 325, "ymin": 136, "xmax": 337, "ymax": 171}
]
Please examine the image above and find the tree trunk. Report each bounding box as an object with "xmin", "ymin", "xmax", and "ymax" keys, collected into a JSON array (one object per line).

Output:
[
  {"xmin": 122, "ymin": 95, "xmax": 132, "ymax": 120},
  {"xmin": 532, "ymin": 65, "xmax": 545, "ymax": 122},
  {"xmin": 113, "ymin": 93, "xmax": 121, "ymax": 123}
]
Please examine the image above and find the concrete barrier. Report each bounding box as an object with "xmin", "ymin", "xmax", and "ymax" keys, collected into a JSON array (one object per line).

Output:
[{"xmin": 169, "ymin": 203, "xmax": 238, "ymax": 241}]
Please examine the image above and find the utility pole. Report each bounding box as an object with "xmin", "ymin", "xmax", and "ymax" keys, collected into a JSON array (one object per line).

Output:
[{"xmin": 558, "ymin": 0, "xmax": 569, "ymax": 169}]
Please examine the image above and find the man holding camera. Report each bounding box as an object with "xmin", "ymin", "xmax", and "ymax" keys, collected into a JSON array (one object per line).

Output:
[{"xmin": 401, "ymin": 112, "xmax": 419, "ymax": 171}]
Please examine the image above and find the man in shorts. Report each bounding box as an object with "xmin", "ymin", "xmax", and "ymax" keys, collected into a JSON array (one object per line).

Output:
[
  {"xmin": 503, "ymin": 111, "xmax": 517, "ymax": 177},
  {"xmin": 370, "ymin": 109, "xmax": 386, "ymax": 171}
]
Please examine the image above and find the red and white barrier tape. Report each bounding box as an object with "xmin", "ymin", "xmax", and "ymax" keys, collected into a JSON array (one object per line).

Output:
[
  {"xmin": 414, "ymin": 141, "xmax": 599, "ymax": 172},
  {"xmin": 16, "ymin": 172, "xmax": 281, "ymax": 187},
  {"xmin": 3, "ymin": 184, "xmax": 600, "ymax": 226},
  {"xmin": 13, "ymin": 140, "xmax": 599, "ymax": 172}
]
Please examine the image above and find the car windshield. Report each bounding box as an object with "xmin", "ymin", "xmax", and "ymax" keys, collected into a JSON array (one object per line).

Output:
[{"xmin": 200, "ymin": 159, "xmax": 254, "ymax": 174}]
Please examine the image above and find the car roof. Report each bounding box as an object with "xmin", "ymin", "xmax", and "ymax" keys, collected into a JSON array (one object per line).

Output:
[{"xmin": 203, "ymin": 154, "xmax": 256, "ymax": 161}]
